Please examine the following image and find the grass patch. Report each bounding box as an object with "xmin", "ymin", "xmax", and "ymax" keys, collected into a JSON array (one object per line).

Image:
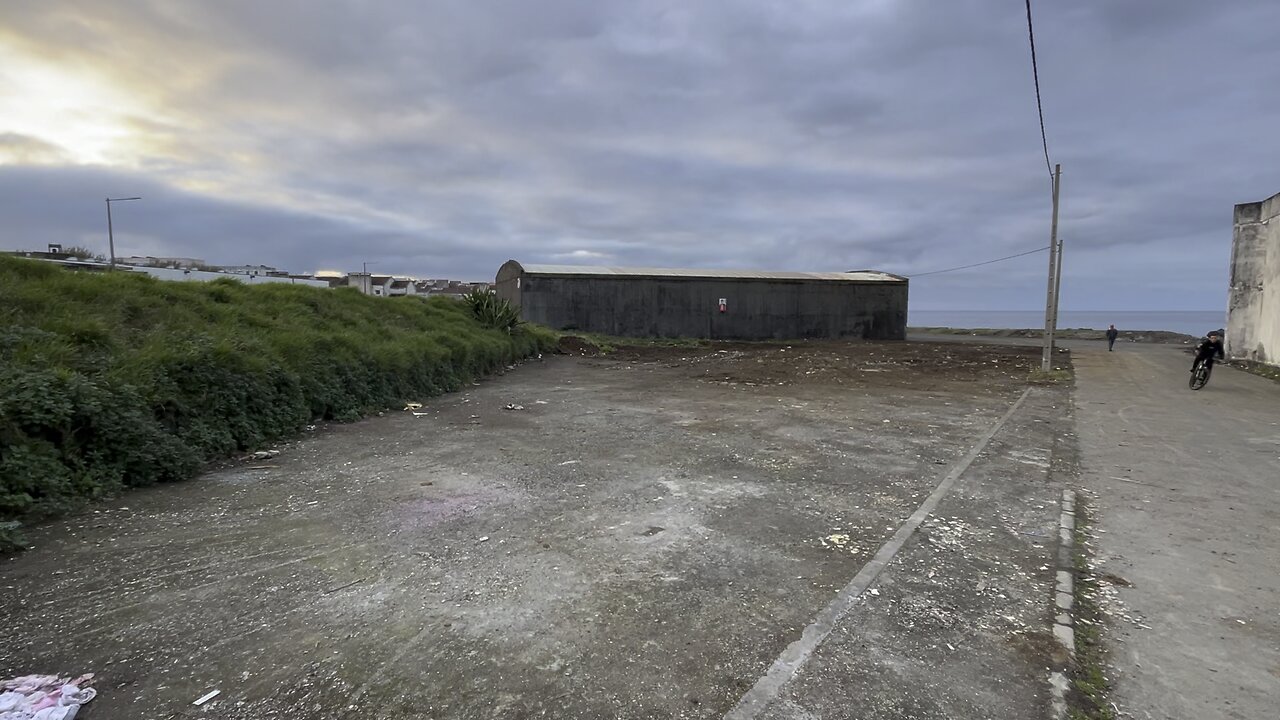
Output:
[
  {"xmin": 1029, "ymin": 368, "xmax": 1074, "ymax": 384},
  {"xmin": 1229, "ymin": 359, "xmax": 1280, "ymax": 383},
  {"xmin": 1067, "ymin": 502, "xmax": 1117, "ymax": 720},
  {"xmin": 0, "ymin": 256, "xmax": 555, "ymax": 551}
]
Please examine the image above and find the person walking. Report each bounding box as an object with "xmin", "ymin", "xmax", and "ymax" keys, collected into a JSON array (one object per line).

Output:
[{"xmin": 1106, "ymin": 324, "xmax": 1119, "ymax": 351}]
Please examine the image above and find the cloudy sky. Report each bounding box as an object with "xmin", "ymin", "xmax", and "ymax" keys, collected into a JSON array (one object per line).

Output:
[{"xmin": 2, "ymin": 0, "xmax": 1277, "ymax": 310}]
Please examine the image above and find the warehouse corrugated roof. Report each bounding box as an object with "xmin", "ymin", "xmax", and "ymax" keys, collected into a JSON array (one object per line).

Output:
[{"xmin": 516, "ymin": 264, "xmax": 904, "ymax": 282}]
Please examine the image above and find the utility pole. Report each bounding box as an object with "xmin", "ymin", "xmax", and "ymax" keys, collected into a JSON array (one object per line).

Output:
[
  {"xmin": 1040, "ymin": 164, "xmax": 1062, "ymax": 371},
  {"xmin": 1051, "ymin": 236, "xmax": 1064, "ymax": 354},
  {"xmin": 105, "ymin": 196, "xmax": 142, "ymax": 270}
]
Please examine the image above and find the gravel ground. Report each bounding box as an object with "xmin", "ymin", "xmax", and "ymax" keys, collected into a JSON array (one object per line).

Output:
[{"xmin": 1, "ymin": 340, "xmax": 1070, "ymax": 719}]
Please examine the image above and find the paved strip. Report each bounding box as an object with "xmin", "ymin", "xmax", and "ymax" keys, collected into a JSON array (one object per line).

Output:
[
  {"xmin": 1072, "ymin": 347, "xmax": 1280, "ymax": 719},
  {"xmin": 724, "ymin": 387, "xmax": 1034, "ymax": 719}
]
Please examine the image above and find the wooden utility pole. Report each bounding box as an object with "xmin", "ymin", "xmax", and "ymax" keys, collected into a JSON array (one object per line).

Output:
[{"xmin": 1041, "ymin": 164, "xmax": 1062, "ymax": 371}]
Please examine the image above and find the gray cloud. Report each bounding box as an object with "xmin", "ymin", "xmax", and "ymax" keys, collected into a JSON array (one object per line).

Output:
[{"xmin": 1, "ymin": 0, "xmax": 1278, "ymax": 308}]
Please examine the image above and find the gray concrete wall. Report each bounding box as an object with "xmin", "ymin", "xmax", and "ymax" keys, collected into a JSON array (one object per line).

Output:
[
  {"xmin": 1227, "ymin": 191, "xmax": 1280, "ymax": 365},
  {"xmin": 499, "ymin": 267, "xmax": 907, "ymax": 340}
]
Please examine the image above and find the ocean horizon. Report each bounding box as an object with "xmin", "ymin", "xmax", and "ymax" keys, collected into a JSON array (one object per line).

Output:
[{"xmin": 908, "ymin": 310, "xmax": 1226, "ymax": 338}]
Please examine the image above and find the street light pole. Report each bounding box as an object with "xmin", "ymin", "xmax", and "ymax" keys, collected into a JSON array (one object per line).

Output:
[{"xmin": 105, "ymin": 196, "xmax": 141, "ymax": 270}]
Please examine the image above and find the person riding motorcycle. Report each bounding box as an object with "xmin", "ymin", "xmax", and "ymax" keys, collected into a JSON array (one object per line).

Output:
[{"xmin": 1191, "ymin": 331, "xmax": 1225, "ymax": 373}]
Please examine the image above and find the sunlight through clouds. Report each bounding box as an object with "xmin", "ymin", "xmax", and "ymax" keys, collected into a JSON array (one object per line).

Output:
[{"xmin": 0, "ymin": 41, "xmax": 147, "ymax": 166}]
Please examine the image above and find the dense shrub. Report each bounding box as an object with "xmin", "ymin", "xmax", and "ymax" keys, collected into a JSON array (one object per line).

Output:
[
  {"xmin": 0, "ymin": 257, "xmax": 555, "ymax": 550},
  {"xmin": 464, "ymin": 288, "xmax": 523, "ymax": 332}
]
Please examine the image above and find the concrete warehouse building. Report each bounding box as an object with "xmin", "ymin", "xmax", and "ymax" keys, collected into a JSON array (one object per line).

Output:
[
  {"xmin": 494, "ymin": 260, "xmax": 908, "ymax": 340},
  {"xmin": 1228, "ymin": 190, "xmax": 1280, "ymax": 366}
]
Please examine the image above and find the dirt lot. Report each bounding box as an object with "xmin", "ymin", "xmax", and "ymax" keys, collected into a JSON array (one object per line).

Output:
[{"xmin": 1, "ymin": 340, "xmax": 1070, "ymax": 719}]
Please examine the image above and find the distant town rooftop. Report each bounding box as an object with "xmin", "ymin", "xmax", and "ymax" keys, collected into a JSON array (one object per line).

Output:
[{"xmin": 510, "ymin": 262, "xmax": 905, "ymax": 283}]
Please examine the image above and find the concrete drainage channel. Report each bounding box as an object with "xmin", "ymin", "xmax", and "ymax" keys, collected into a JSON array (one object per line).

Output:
[{"xmin": 1050, "ymin": 488, "xmax": 1078, "ymax": 719}]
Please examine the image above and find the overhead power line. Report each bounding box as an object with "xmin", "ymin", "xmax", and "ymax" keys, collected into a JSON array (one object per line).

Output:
[
  {"xmin": 909, "ymin": 246, "xmax": 1050, "ymax": 278},
  {"xmin": 1024, "ymin": 0, "xmax": 1053, "ymax": 180}
]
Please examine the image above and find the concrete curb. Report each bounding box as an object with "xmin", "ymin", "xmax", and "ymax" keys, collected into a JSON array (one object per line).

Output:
[{"xmin": 1049, "ymin": 488, "xmax": 1077, "ymax": 719}]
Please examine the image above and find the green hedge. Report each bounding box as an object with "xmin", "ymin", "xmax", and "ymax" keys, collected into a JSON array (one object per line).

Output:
[{"xmin": 0, "ymin": 257, "xmax": 554, "ymax": 549}]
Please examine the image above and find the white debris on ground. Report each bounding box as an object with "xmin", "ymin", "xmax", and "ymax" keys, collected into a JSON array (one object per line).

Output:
[
  {"xmin": 884, "ymin": 592, "xmax": 960, "ymax": 631},
  {"xmin": 818, "ymin": 532, "xmax": 863, "ymax": 555},
  {"xmin": 0, "ymin": 674, "xmax": 97, "ymax": 719},
  {"xmin": 1086, "ymin": 578, "xmax": 1149, "ymax": 628},
  {"xmin": 870, "ymin": 506, "xmax": 1057, "ymax": 647},
  {"xmin": 1078, "ymin": 545, "xmax": 1148, "ymax": 628},
  {"xmin": 920, "ymin": 516, "xmax": 989, "ymax": 551}
]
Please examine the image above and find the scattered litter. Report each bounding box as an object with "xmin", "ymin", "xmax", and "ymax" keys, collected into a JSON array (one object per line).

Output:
[
  {"xmin": 504, "ymin": 404, "xmax": 525, "ymax": 411},
  {"xmin": 249, "ymin": 450, "xmax": 280, "ymax": 461},
  {"xmin": 559, "ymin": 460, "xmax": 580, "ymax": 466},
  {"xmin": 193, "ymin": 689, "xmax": 220, "ymax": 706},
  {"xmin": 921, "ymin": 516, "xmax": 975, "ymax": 552},
  {"xmin": 869, "ymin": 588, "xmax": 880, "ymax": 596},
  {"xmin": 323, "ymin": 578, "xmax": 366, "ymax": 595},
  {"xmin": 0, "ymin": 674, "xmax": 97, "ymax": 718},
  {"xmin": 404, "ymin": 402, "xmax": 423, "ymax": 411},
  {"xmin": 412, "ymin": 412, "xmax": 430, "ymax": 417},
  {"xmin": 479, "ymin": 536, "xmax": 490, "ymax": 542},
  {"xmin": 535, "ymin": 400, "xmax": 549, "ymax": 405},
  {"xmin": 820, "ymin": 533, "xmax": 851, "ymax": 548}
]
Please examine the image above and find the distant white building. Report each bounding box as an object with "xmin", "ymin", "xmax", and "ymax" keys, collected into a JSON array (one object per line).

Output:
[
  {"xmin": 7, "ymin": 254, "xmax": 328, "ymax": 287},
  {"xmin": 387, "ymin": 278, "xmax": 417, "ymax": 296},
  {"xmin": 218, "ymin": 264, "xmax": 281, "ymax": 277},
  {"xmin": 128, "ymin": 265, "xmax": 329, "ymax": 287},
  {"xmin": 342, "ymin": 273, "xmax": 425, "ymax": 297},
  {"xmin": 118, "ymin": 256, "xmax": 206, "ymax": 269}
]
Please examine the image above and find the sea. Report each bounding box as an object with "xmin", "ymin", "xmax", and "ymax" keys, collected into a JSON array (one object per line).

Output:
[{"xmin": 907, "ymin": 310, "xmax": 1226, "ymax": 337}]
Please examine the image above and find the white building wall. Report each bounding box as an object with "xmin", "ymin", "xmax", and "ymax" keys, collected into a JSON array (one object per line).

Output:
[
  {"xmin": 130, "ymin": 266, "xmax": 329, "ymax": 287},
  {"xmin": 1227, "ymin": 191, "xmax": 1280, "ymax": 365}
]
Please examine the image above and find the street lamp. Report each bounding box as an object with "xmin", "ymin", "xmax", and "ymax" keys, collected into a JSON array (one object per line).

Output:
[{"xmin": 105, "ymin": 197, "xmax": 141, "ymax": 270}]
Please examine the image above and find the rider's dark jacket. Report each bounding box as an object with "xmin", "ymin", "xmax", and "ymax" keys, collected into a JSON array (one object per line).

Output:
[{"xmin": 1194, "ymin": 338, "xmax": 1225, "ymax": 363}]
